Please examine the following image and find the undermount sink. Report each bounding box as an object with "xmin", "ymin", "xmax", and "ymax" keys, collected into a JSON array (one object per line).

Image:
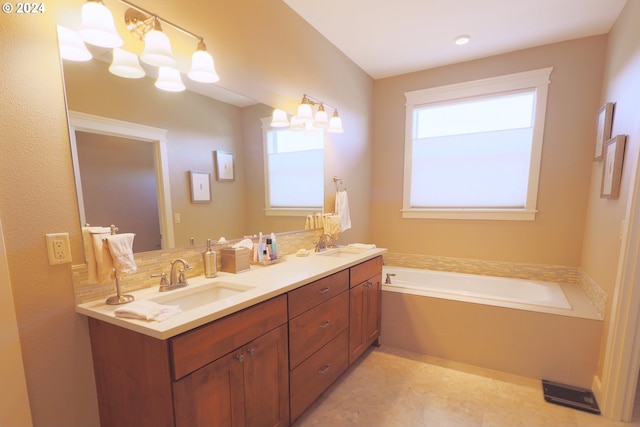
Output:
[
  {"xmin": 150, "ymin": 281, "xmax": 254, "ymax": 311},
  {"xmin": 317, "ymin": 247, "xmax": 368, "ymax": 257}
]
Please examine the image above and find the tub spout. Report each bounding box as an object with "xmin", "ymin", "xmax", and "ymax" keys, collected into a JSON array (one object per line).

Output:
[{"xmin": 385, "ymin": 273, "xmax": 396, "ymax": 284}]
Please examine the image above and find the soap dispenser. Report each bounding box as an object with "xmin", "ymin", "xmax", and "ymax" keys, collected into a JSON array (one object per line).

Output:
[{"xmin": 202, "ymin": 239, "xmax": 217, "ymax": 278}]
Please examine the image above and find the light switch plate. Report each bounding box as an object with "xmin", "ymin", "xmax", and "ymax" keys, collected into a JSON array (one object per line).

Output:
[{"xmin": 46, "ymin": 232, "xmax": 72, "ymax": 265}]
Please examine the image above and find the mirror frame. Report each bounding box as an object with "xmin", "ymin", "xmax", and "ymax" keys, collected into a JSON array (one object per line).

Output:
[{"xmin": 68, "ymin": 111, "xmax": 175, "ymax": 249}]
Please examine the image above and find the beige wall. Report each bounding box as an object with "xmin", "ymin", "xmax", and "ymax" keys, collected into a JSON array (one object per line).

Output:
[
  {"xmin": 581, "ymin": 0, "xmax": 640, "ymax": 377},
  {"xmin": 371, "ymin": 36, "xmax": 607, "ymax": 267},
  {"xmin": 1, "ymin": 1, "xmax": 372, "ymax": 426}
]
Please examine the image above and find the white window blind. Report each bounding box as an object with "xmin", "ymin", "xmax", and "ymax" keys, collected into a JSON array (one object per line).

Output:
[
  {"xmin": 263, "ymin": 121, "xmax": 324, "ymax": 214},
  {"xmin": 403, "ymin": 68, "xmax": 552, "ymax": 220}
]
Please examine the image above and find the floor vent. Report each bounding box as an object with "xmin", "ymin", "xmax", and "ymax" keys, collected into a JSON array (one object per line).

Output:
[{"xmin": 542, "ymin": 379, "xmax": 601, "ymax": 415}]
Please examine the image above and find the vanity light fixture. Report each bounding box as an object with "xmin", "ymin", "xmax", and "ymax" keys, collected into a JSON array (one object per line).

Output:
[
  {"xmin": 270, "ymin": 94, "xmax": 345, "ymax": 133},
  {"xmin": 155, "ymin": 66, "xmax": 186, "ymax": 92},
  {"xmin": 68, "ymin": 0, "xmax": 220, "ymax": 89},
  {"xmin": 57, "ymin": 25, "xmax": 93, "ymax": 62},
  {"xmin": 139, "ymin": 17, "xmax": 175, "ymax": 67},
  {"xmin": 188, "ymin": 39, "xmax": 220, "ymax": 83},
  {"xmin": 109, "ymin": 47, "xmax": 145, "ymax": 78},
  {"xmin": 77, "ymin": 0, "xmax": 123, "ymax": 48}
]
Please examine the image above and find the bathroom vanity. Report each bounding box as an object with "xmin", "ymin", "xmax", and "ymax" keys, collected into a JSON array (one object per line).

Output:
[{"xmin": 78, "ymin": 247, "xmax": 385, "ymax": 427}]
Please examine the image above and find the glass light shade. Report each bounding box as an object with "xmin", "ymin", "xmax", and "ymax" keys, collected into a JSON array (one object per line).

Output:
[
  {"xmin": 188, "ymin": 50, "xmax": 220, "ymax": 83},
  {"xmin": 77, "ymin": 1, "xmax": 123, "ymax": 48},
  {"xmin": 140, "ymin": 29, "xmax": 175, "ymax": 67},
  {"xmin": 109, "ymin": 48, "xmax": 145, "ymax": 79},
  {"xmin": 303, "ymin": 121, "xmax": 319, "ymax": 136},
  {"xmin": 328, "ymin": 112, "xmax": 344, "ymax": 133},
  {"xmin": 313, "ymin": 107, "xmax": 329, "ymax": 128},
  {"xmin": 57, "ymin": 26, "xmax": 92, "ymax": 62},
  {"xmin": 297, "ymin": 102, "xmax": 313, "ymax": 124},
  {"xmin": 271, "ymin": 109, "xmax": 290, "ymax": 127},
  {"xmin": 155, "ymin": 67, "xmax": 185, "ymax": 92},
  {"xmin": 289, "ymin": 116, "xmax": 305, "ymax": 131}
]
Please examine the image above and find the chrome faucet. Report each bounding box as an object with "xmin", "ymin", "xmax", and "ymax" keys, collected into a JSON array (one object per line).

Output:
[
  {"xmin": 385, "ymin": 273, "xmax": 396, "ymax": 284},
  {"xmin": 315, "ymin": 234, "xmax": 332, "ymax": 252}
]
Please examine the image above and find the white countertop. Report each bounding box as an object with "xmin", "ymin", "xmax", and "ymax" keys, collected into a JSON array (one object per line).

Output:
[{"xmin": 76, "ymin": 247, "xmax": 387, "ymax": 340}]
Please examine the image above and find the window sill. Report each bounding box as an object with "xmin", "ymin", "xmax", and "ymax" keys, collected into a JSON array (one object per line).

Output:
[{"xmin": 401, "ymin": 208, "xmax": 537, "ymax": 221}]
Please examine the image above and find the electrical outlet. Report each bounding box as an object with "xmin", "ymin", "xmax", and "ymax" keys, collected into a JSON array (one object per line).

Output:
[{"xmin": 46, "ymin": 232, "xmax": 72, "ymax": 265}]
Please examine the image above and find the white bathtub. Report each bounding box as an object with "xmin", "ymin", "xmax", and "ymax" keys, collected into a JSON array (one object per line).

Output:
[
  {"xmin": 382, "ymin": 266, "xmax": 571, "ymax": 310},
  {"xmin": 380, "ymin": 265, "xmax": 603, "ymax": 387}
]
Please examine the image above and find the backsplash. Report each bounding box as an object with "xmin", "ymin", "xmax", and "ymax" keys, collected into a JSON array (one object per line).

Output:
[{"xmin": 72, "ymin": 229, "xmax": 324, "ymax": 304}]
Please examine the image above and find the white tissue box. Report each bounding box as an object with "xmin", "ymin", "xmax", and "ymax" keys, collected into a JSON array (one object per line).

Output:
[{"xmin": 221, "ymin": 247, "xmax": 250, "ymax": 273}]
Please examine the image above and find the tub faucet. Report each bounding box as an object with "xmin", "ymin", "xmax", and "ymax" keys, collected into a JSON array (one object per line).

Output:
[{"xmin": 385, "ymin": 273, "xmax": 396, "ymax": 284}]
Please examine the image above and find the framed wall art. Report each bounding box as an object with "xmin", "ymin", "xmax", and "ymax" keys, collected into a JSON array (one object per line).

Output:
[
  {"xmin": 595, "ymin": 102, "xmax": 614, "ymax": 161},
  {"xmin": 214, "ymin": 150, "xmax": 235, "ymax": 181},
  {"xmin": 601, "ymin": 135, "xmax": 626, "ymax": 199},
  {"xmin": 189, "ymin": 171, "xmax": 211, "ymax": 203}
]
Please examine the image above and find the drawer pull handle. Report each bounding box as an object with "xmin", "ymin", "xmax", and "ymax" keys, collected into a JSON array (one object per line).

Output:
[
  {"xmin": 318, "ymin": 364, "xmax": 331, "ymax": 375},
  {"xmin": 236, "ymin": 354, "xmax": 244, "ymax": 363},
  {"xmin": 319, "ymin": 320, "xmax": 331, "ymax": 329},
  {"xmin": 247, "ymin": 348, "xmax": 256, "ymax": 356},
  {"xmin": 317, "ymin": 286, "xmax": 331, "ymax": 294}
]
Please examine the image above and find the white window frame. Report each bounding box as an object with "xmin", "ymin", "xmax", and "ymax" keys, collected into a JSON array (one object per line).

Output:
[
  {"xmin": 402, "ymin": 67, "xmax": 553, "ymax": 221},
  {"xmin": 261, "ymin": 117, "xmax": 324, "ymax": 217}
]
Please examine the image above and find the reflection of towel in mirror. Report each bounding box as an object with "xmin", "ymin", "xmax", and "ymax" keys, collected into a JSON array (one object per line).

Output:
[
  {"xmin": 83, "ymin": 226, "xmax": 110, "ymax": 284},
  {"xmin": 114, "ymin": 300, "xmax": 181, "ymax": 322},
  {"xmin": 305, "ymin": 215, "xmax": 314, "ymax": 230},
  {"xmin": 323, "ymin": 214, "xmax": 342, "ymax": 235},
  {"xmin": 91, "ymin": 232, "xmax": 114, "ymax": 285},
  {"xmin": 335, "ymin": 190, "xmax": 351, "ymax": 231},
  {"xmin": 105, "ymin": 233, "xmax": 137, "ymax": 276}
]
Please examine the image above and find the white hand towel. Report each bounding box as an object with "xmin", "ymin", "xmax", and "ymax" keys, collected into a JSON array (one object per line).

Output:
[
  {"xmin": 335, "ymin": 190, "xmax": 351, "ymax": 231},
  {"xmin": 83, "ymin": 226, "xmax": 110, "ymax": 284},
  {"xmin": 315, "ymin": 213, "xmax": 323, "ymax": 229},
  {"xmin": 114, "ymin": 300, "xmax": 182, "ymax": 322},
  {"xmin": 305, "ymin": 215, "xmax": 313, "ymax": 230},
  {"xmin": 105, "ymin": 233, "xmax": 137, "ymax": 276},
  {"xmin": 91, "ymin": 232, "xmax": 114, "ymax": 285}
]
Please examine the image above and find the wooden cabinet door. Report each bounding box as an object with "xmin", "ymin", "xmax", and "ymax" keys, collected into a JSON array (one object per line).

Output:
[
  {"xmin": 349, "ymin": 281, "xmax": 366, "ymax": 365},
  {"xmin": 349, "ymin": 273, "xmax": 382, "ymax": 365},
  {"xmin": 364, "ymin": 273, "xmax": 382, "ymax": 344},
  {"xmin": 244, "ymin": 325, "xmax": 290, "ymax": 427},
  {"xmin": 174, "ymin": 349, "xmax": 246, "ymax": 427}
]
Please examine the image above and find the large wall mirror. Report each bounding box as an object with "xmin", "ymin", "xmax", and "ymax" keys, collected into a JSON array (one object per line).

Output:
[{"xmin": 60, "ymin": 42, "xmax": 320, "ymax": 258}]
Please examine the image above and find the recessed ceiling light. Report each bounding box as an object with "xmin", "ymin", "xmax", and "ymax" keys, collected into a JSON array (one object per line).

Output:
[{"xmin": 454, "ymin": 35, "xmax": 470, "ymax": 46}]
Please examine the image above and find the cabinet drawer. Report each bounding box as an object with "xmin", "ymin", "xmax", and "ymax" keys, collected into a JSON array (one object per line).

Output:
[
  {"xmin": 290, "ymin": 329, "xmax": 349, "ymax": 422},
  {"xmin": 289, "ymin": 291, "xmax": 349, "ymax": 369},
  {"xmin": 170, "ymin": 295, "xmax": 287, "ymax": 380},
  {"xmin": 350, "ymin": 256, "xmax": 383, "ymax": 287},
  {"xmin": 288, "ymin": 269, "xmax": 349, "ymax": 318}
]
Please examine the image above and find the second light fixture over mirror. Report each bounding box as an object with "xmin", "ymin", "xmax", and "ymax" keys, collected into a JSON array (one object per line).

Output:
[
  {"xmin": 60, "ymin": 0, "xmax": 220, "ymax": 91},
  {"xmin": 271, "ymin": 94, "xmax": 344, "ymax": 134}
]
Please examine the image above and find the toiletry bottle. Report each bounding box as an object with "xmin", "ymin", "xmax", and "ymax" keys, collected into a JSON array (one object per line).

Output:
[
  {"xmin": 202, "ymin": 239, "xmax": 217, "ymax": 278},
  {"xmin": 270, "ymin": 232, "xmax": 278, "ymax": 259}
]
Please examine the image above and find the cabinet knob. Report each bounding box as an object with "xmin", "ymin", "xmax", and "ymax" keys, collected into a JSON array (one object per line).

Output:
[
  {"xmin": 236, "ymin": 354, "xmax": 244, "ymax": 363},
  {"xmin": 319, "ymin": 320, "xmax": 331, "ymax": 329},
  {"xmin": 318, "ymin": 364, "xmax": 331, "ymax": 375},
  {"xmin": 365, "ymin": 281, "xmax": 373, "ymax": 288},
  {"xmin": 317, "ymin": 286, "xmax": 331, "ymax": 294},
  {"xmin": 247, "ymin": 348, "xmax": 256, "ymax": 356}
]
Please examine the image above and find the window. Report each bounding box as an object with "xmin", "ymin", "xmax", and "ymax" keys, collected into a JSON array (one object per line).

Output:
[
  {"xmin": 403, "ymin": 68, "xmax": 552, "ymax": 220},
  {"xmin": 262, "ymin": 118, "xmax": 324, "ymax": 216}
]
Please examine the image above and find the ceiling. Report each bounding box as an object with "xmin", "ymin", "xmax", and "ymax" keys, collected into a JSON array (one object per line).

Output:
[{"xmin": 282, "ymin": 0, "xmax": 628, "ymax": 79}]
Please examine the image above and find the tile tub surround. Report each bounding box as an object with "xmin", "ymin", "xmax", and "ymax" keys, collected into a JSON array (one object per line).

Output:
[
  {"xmin": 294, "ymin": 345, "xmax": 640, "ymax": 427},
  {"xmin": 380, "ymin": 288, "xmax": 603, "ymax": 389},
  {"xmin": 383, "ymin": 251, "xmax": 607, "ymax": 318},
  {"xmin": 72, "ymin": 229, "xmax": 324, "ymax": 304}
]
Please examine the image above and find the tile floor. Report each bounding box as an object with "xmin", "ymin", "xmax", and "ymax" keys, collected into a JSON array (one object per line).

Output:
[{"xmin": 294, "ymin": 345, "xmax": 640, "ymax": 427}]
